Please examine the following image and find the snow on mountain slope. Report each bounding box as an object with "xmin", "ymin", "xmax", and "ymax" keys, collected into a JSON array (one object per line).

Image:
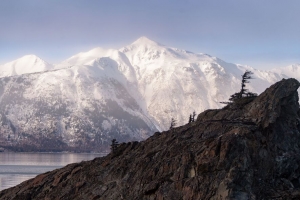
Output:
[
  {"xmin": 0, "ymin": 55, "xmax": 53, "ymax": 77},
  {"xmin": 271, "ymin": 64, "xmax": 300, "ymax": 80},
  {"xmin": 120, "ymin": 37, "xmax": 287, "ymax": 130},
  {"xmin": 0, "ymin": 64, "xmax": 157, "ymax": 152},
  {"xmin": 0, "ymin": 37, "xmax": 299, "ymax": 151},
  {"xmin": 68, "ymin": 47, "xmax": 118, "ymax": 65}
]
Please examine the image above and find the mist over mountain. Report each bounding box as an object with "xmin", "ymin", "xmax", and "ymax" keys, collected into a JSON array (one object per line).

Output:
[{"xmin": 0, "ymin": 37, "xmax": 299, "ymax": 152}]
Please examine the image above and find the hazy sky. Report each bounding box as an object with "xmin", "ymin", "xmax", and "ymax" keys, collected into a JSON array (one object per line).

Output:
[{"xmin": 1, "ymin": 0, "xmax": 300, "ymax": 69}]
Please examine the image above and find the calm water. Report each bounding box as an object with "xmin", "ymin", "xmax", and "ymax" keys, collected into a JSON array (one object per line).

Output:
[{"xmin": 0, "ymin": 152, "xmax": 106, "ymax": 191}]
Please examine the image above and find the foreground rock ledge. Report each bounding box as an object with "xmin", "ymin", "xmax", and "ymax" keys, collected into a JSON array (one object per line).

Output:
[{"xmin": 1, "ymin": 78, "xmax": 300, "ymax": 200}]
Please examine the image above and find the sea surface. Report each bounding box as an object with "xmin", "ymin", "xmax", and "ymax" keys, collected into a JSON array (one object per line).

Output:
[{"xmin": 0, "ymin": 152, "xmax": 106, "ymax": 191}]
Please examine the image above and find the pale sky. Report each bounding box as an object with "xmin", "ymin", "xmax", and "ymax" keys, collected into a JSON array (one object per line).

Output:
[{"xmin": 1, "ymin": 0, "xmax": 300, "ymax": 69}]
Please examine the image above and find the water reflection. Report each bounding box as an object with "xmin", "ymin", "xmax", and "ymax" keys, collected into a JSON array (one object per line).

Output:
[{"xmin": 0, "ymin": 152, "xmax": 105, "ymax": 191}]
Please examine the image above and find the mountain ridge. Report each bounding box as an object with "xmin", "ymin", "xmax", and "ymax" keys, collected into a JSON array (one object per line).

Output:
[
  {"xmin": 0, "ymin": 37, "xmax": 299, "ymax": 152},
  {"xmin": 2, "ymin": 37, "xmax": 299, "ymax": 85}
]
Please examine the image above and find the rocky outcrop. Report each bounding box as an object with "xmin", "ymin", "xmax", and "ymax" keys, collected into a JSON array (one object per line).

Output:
[{"xmin": 1, "ymin": 78, "xmax": 300, "ymax": 200}]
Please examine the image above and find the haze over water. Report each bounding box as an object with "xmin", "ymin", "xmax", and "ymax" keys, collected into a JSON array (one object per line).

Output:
[{"xmin": 0, "ymin": 152, "xmax": 104, "ymax": 191}]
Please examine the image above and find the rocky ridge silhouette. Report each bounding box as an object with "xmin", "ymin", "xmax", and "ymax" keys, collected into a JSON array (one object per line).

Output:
[{"xmin": 0, "ymin": 78, "xmax": 299, "ymax": 200}]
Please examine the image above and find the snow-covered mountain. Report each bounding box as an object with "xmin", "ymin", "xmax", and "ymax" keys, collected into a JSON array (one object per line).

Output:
[
  {"xmin": 119, "ymin": 37, "xmax": 288, "ymax": 129},
  {"xmin": 0, "ymin": 37, "xmax": 299, "ymax": 152},
  {"xmin": 0, "ymin": 65, "xmax": 157, "ymax": 152},
  {"xmin": 271, "ymin": 64, "xmax": 300, "ymax": 80},
  {"xmin": 0, "ymin": 55, "xmax": 53, "ymax": 77}
]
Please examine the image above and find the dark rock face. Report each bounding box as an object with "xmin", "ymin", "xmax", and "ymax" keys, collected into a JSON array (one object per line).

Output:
[{"xmin": 1, "ymin": 78, "xmax": 300, "ymax": 200}]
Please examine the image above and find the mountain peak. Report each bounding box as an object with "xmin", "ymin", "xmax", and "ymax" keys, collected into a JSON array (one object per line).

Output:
[
  {"xmin": 21, "ymin": 54, "xmax": 41, "ymax": 59},
  {"xmin": 13, "ymin": 54, "xmax": 51, "ymax": 66},
  {"xmin": 16, "ymin": 54, "xmax": 46, "ymax": 63},
  {"xmin": 0, "ymin": 54, "xmax": 52, "ymax": 77},
  {"xmin": 63, "ymin": 47, "xmax": 119, "ymax": 66},
  {"xmin": 131, "ymin": 36, "xmax": 160, "ymax": 46}
]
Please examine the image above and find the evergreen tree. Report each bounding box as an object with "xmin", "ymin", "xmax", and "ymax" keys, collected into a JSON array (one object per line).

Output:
[
  {"xmin": 239, "ymin": 70, "xmax": 254, "ymax": 98},
  {"xmin": 170, "ymin": 118, "xmax": 176, "ymax": 129},
  {"xmin": 192, "ymin": 111, "xmax": 196, "ymax": 122},
  {"xmin": 221, "ymin": 70, "xmax": 257, "ymax": 104},
  {"xmin": 110, "ymin": 139, "xmax": 119, "ymax": 153},
  {"xmin": 188, "ymin": 114, "xmax": 192, "ymax": 123}
]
